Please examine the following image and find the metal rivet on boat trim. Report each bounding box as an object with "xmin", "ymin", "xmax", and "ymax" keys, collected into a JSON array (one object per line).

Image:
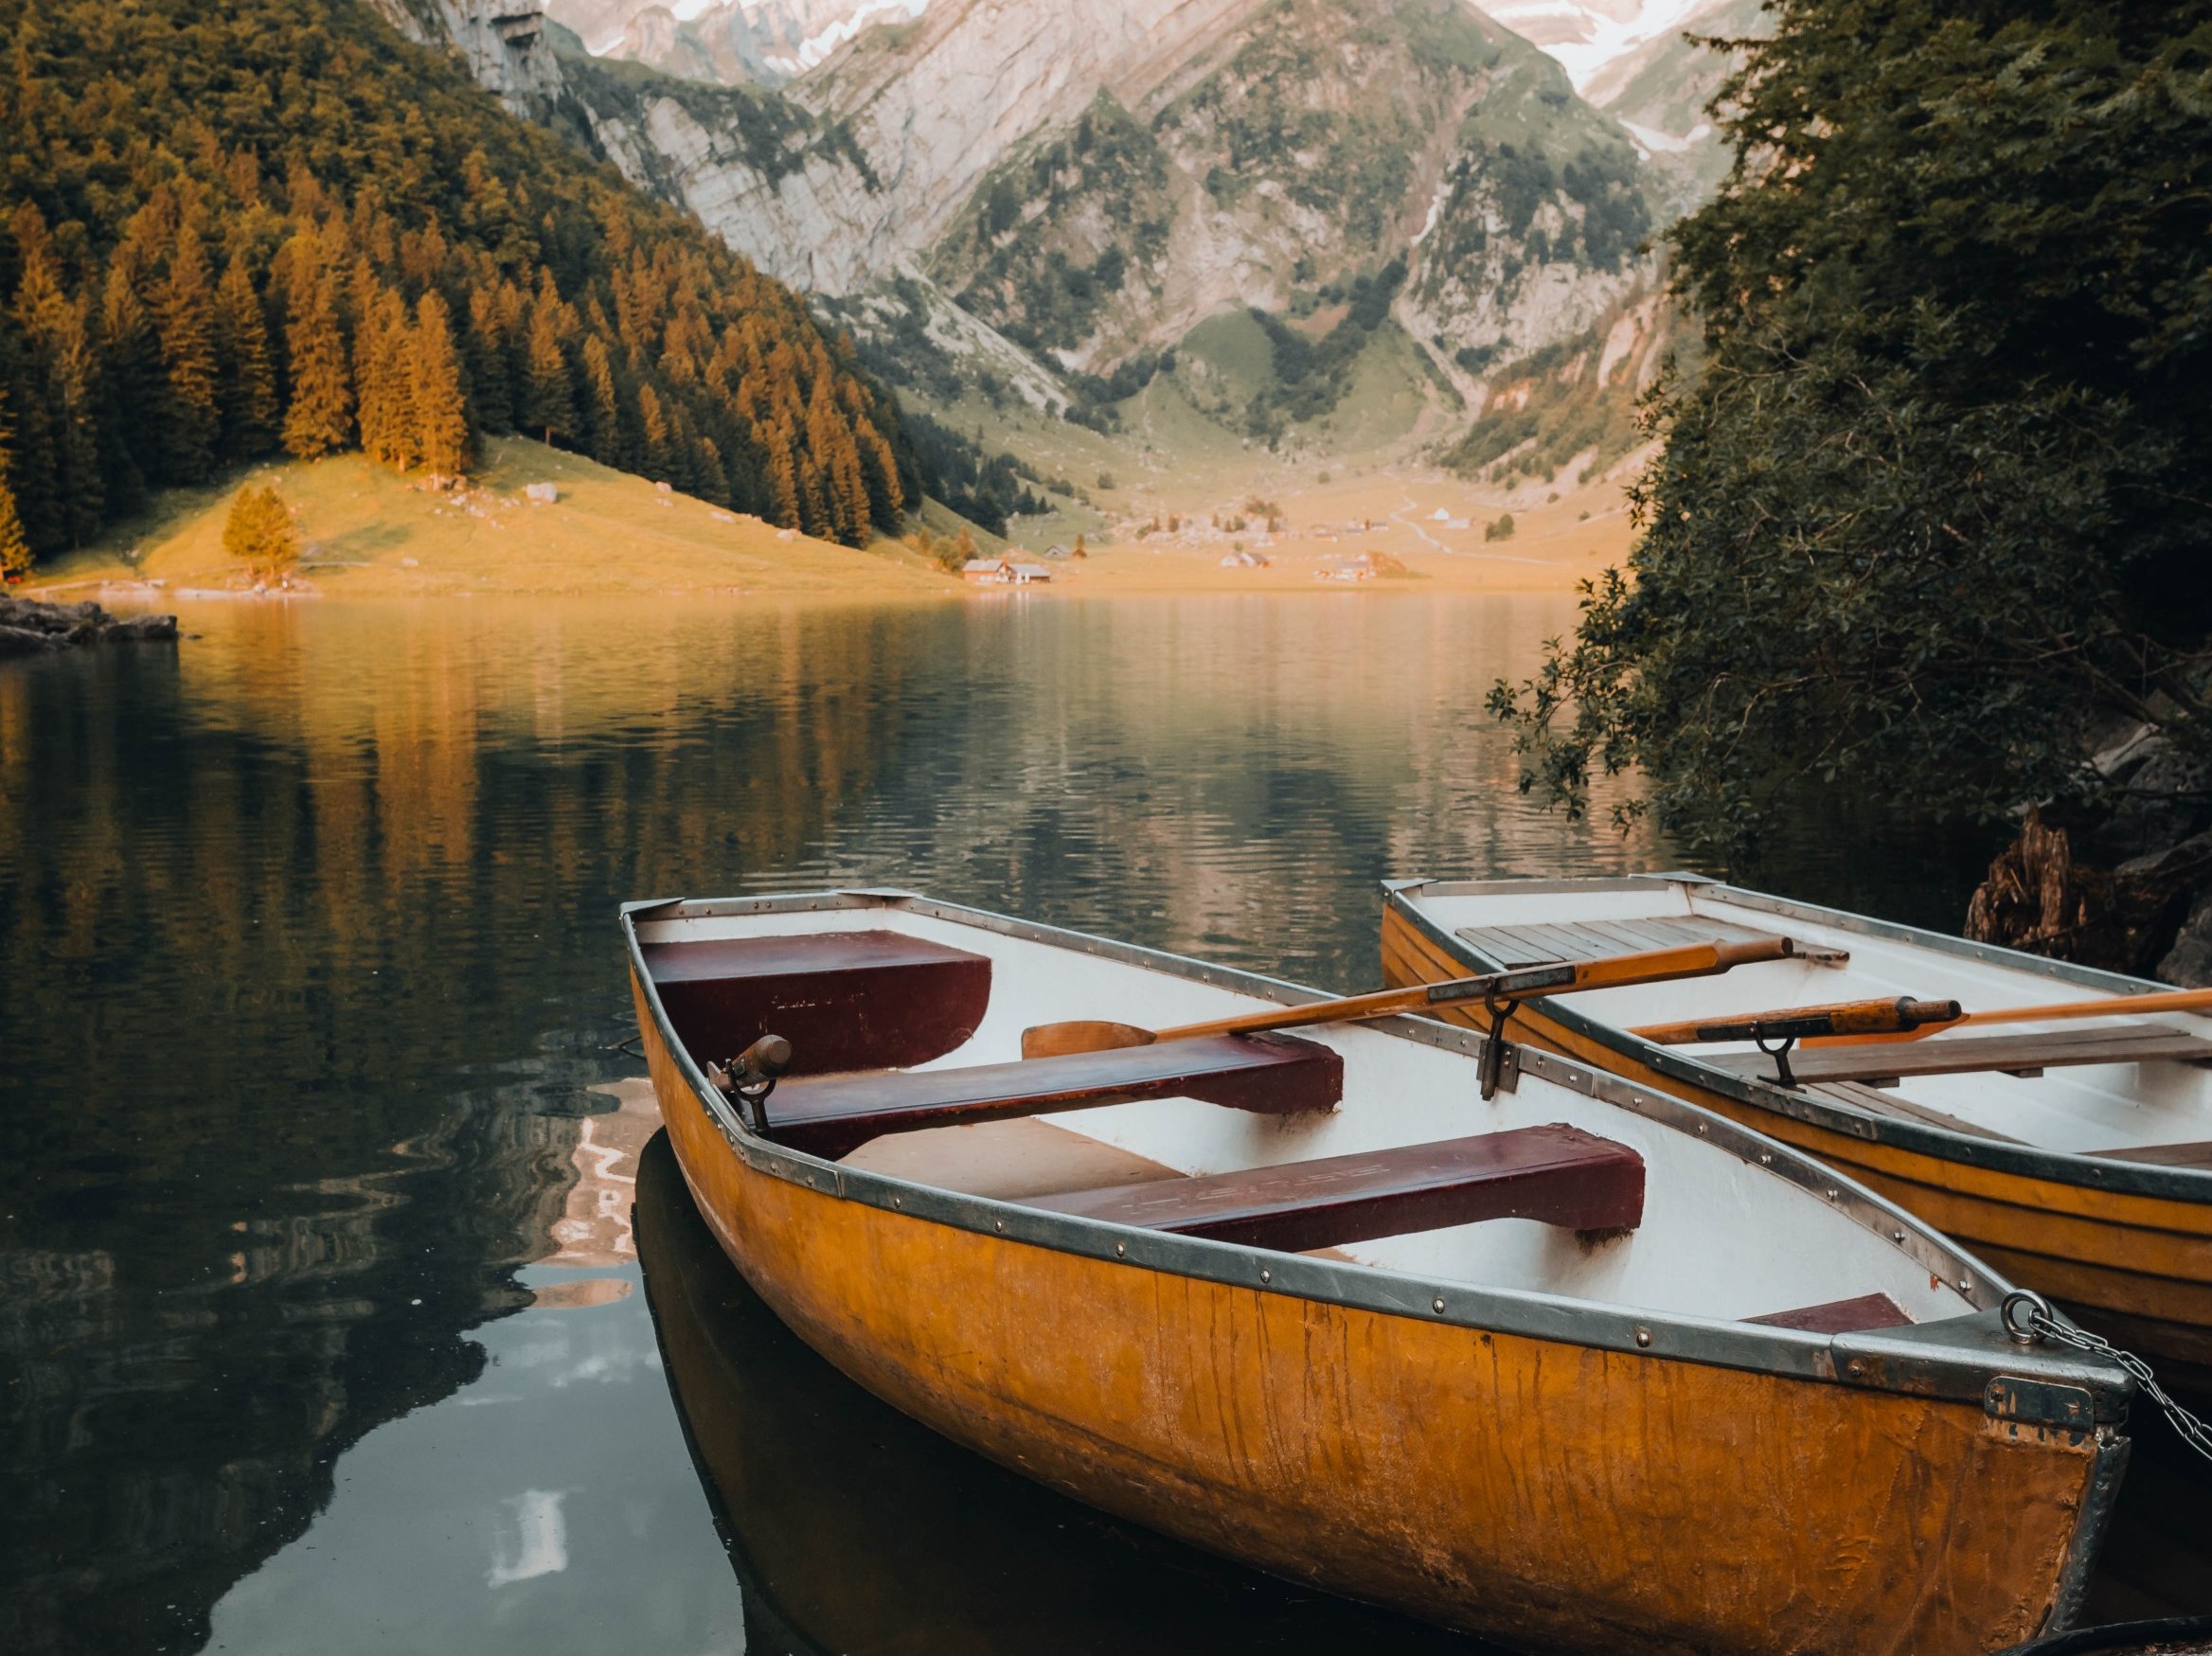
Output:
[
  {"xmin": 1696, "ymin": 1123, "xmax": 1707, "ymax": 1135},
  {"xmin": 1826, "ymin": 1188, "xmax": 1839, "ymax": 1201},
  {"xmin": 1259, "ymin": 1268, "xmax": 1272, "ymax": 1284},
  {"xmin": 995, "ymin": 1220, "xmax": 1005, "ymax": 1233},
  {"xmin": 1758, "ymin": 1151, "xmax": 1772, "ymax": 1165},
  {"xmin": 891, "ymin": 1197, "xmax": 901, "ymax": 1209},
  {"xmin": 1634, "ymin": 1327, "xmax": 1652, "ymax": 1347},
  {"xmin": 1846, "ymin": 1359, "xmax": 1867, "ymax": 1379},
  {"xmin": 1891, "ymin": 1230, "xmax": 1905, "ymax": 1243},
  {"xmin": 1433, "ymin": 1297, "xmax": 1446, "ymax": 1313},
  {"xmin": 1115, "ymin": 1240, "xmax": 1126, "ymax": 1257},
  {"xmin": 1958, "ymin": 1277, "xmax": 1971, "ymax": 1293}
]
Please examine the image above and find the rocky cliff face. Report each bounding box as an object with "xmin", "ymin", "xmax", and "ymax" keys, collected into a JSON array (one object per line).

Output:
[
  {"xmin": 545, "ymin": 0, "xmax": 1652, "ymax": 379},
  {"xmin": 384, "ymin": 0, "xmax": 1736, "ymax": 459},
  {"xmin": 926, "ymin": 0, "xmax": 1649, "ymax": 378},
  {"xmin": 366, "ymin": 0, "xmax": 569, "ymax": 119}
]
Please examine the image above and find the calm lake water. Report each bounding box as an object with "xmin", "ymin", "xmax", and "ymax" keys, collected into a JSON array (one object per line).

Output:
[{"xmin": 3, "ymin": 593, "xmax": 2202, "ymax": 1654}]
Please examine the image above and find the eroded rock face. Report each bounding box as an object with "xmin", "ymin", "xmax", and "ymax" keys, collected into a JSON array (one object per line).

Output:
[
  {"xmin": 366, "ymin": 0, "xmax": 568, "ymax": 119},
  {"xmin": 915, "ymin": 0, "xmax": 1651, "ymax": 372},
  {"xmin": 399, "ymin": 0, "xmax": 1666, "ymax": 409},
  {"xmin": 562, "ymin": 0, "xmax": 1652, "ymax": 375}
]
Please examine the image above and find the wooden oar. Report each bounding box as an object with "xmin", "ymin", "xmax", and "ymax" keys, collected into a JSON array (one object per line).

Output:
[
  {"xmin": 1633, "ymin": 996, "xmax": 1961, "ymax": 1047},
  {"xmin": 1022, "ymin": 937, "xmax": 1797, "ymax": 1059},
  {"xmin": 1802, "ymin": 984, "xmax": 2212, "ymax": 1046},
  {"xmin": 1634, "ymin": 984, "xmax": 2212, "ymax": 1050}
]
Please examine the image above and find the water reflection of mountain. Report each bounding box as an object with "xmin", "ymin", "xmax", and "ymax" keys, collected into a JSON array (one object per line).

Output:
[
  {"xmin": 0, "ymin": 594, "xmax": 1663, "ymax": 1652},
  {"xmin": 633, "ymin": 1130, "xmax": 1495, "ymax": 1656}
]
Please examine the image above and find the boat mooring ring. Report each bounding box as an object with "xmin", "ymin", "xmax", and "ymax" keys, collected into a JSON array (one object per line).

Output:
[{"xmin": 2001, "ymin": 1288, "xmax": 2055, "ymax": 1345}]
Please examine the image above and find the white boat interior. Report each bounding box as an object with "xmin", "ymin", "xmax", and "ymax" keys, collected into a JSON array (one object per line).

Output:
[
  {"xmin": 1396, "ymin": 879, "xmax": 2212, "ymax": 1163},
  {"xmin": 636, "ymin": 901, "xmax": 1981, "ymax": 1335}
]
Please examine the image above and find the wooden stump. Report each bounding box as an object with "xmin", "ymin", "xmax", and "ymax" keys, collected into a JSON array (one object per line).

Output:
[{"xmin": 1965, "ymin": 806, "xmax": 2196, "ymax": 974}]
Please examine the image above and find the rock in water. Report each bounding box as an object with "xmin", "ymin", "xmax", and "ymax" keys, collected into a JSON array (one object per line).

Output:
[
  {"xmin": 0, "ymin": 595, "xmax": 179, "ymax": 653},
  {"xmin": 0, "ymin": 624, "xmax": 69, "ymax": 657}
]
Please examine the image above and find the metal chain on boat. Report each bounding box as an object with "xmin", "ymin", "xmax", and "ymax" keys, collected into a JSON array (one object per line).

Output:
[{"xmin": 2002, "ymin": 1291, "xmax": 2212, "ymax": 1464}]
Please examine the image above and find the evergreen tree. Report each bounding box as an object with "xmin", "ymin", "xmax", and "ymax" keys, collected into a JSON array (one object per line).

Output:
[
  {"xmin": 410, "ymin": 292, "xmax": 472, "ymax": 481},
  {"xmin": 97, "ymin": 258, "xmax": 161, "ymax": 510},
  {"xmin": 0, "ymin": 386, "xmax": 31, "ymax": 581},
  {"xmin": 795, "ymin": 449, "xmax": 830, "ymax": 541},
  {"xmin": 637, "ymin": 383, "xmax": 670, "ymax": 480},
  {"xmin": 9, "ymin": 205, "xmax": 101, "ymax": 548},
  {"xmin": 214, "ymin": 258, "xmax": 280, "ymax": 461},
  {"xmin": 808, "ymin": 381, "xmax": 870, "ymax": 546},
  {"xmin": 854, "ymin": 414, "xmax": 904, "ymax": 527},
  {"xmin": 521, "ymin": 300, "xmax": 573, "ymax": 447},
  {"xmin": 281, "ymin": 264, "xmax": 353, "ymax": 460},
  {"xmin": 465, "ymin": 287, "xmax": 513, "ymax": 433},
  {"xmin": 154, "ymin": 224, "xmax": 222, "ymax": 483},
  {"xmin": 761, "ymin": 415, "xmax": 800, "ymax": 529},
  {"xmin": 222, "ymin": 481, "xmax": 300, "ymax": 577},
  {"xmin": 580, "ymin": 334, "xmax": 623, "ymax": 468},
  {"xmin": 353, "ymin": 283, "xmax": 419, "ymax": 471}
]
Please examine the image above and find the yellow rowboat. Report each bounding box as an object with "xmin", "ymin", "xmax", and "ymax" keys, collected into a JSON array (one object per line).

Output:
[
  {"xmin": 1382, "ymin": 875, "xmax": 2212, "ymax": 1386},
  {"xmin": 632, "ymin": 1129, "xmax": 1484, "ymax": 1654},
  {"xmin": 626, "ymin": 889, "xmax": 2131, "ymax": 1655}
]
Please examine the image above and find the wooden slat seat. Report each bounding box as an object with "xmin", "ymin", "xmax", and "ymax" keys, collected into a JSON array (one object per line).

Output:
[
  {"xmin": 1023, "ymin": 1124, "xmax": 1645, "ymax": 1252},
  {"xmin": 1745, "ymin": 1292, "xmax": 1911, "ymax": 1334},
  {"xmin": 1704, "ymin": 1024, "xmax": 2212, "ymax": 1087},
  {"xmin": 2087, "ymin": 1140, "xmax": 2212, "ymax": 1169},
  {"xmin": 765, "ymin": 1032, "xmax": 1343, "ymax": 1160},
  {"xmin": 644, "ymin": 930, "xmax": 992, "ymax": 1077},
  {"xmin": 1804, "ymin": 1081, "xmax": 2027, "ymax": 1144},
  {"xmin": 1454, "ymin": 914, "xmax": 1784, "ymax": 969}
]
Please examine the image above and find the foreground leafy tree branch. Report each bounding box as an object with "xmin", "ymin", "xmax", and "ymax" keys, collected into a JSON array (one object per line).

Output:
[{"xmin": 1491, "ymin": 0, "xmax": 2212, "ymax": 864}]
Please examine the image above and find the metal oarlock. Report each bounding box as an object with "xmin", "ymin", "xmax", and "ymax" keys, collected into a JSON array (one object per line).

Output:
[
  {"xmin": 2002, "ymin": 1290, "xmax": 2212, "ymax": 1464},
  {"xmin": 1478, "ymin": 991, "xmax": 1514, "ymax": 1100},
  {"xmin": 709, "ymin": 1033, "xmax": 794, "ymax": 1129}
]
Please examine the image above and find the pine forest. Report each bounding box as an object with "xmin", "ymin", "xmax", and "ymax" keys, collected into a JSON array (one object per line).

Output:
[{"xmin": 0, "ymin": 0, "xmax": 919, "ymax": 575}]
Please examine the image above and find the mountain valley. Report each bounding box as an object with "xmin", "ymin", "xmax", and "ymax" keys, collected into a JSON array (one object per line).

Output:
[{"xmin": 409, "ymin": 0, "xmax": 1752, "ymax": 521}]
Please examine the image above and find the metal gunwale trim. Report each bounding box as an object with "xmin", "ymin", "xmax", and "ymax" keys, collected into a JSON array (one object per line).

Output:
[
  {"xmin": 619, "ymin": 890, "xmax": 2130, "ymax": 1421},
  {"xmin": 1385, "ymin": 886, "xmax": 2212, "ymax": 1206}
]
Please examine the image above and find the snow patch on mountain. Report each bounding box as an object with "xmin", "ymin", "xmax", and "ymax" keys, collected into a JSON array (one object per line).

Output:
[
  {"xmin": 1478, "ymin": 0, "xmax": 1720, "ymax": 93},
  {"xmin": 768, "ymin": 0, "xmax": 928, "ymax": 72}
]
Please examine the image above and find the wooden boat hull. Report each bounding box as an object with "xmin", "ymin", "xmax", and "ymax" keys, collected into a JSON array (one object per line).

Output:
[
  {"xmin": 628, "ymin": 897, "xmax": 2130, "ymax": 1656},
  {"xmin": 1382, "ymin": 891, "xmax": 2212, "ymax": 1384},
  {"xmin": 633, "ymin": 1129, "xmax": 1483, "ymax": 1654}
]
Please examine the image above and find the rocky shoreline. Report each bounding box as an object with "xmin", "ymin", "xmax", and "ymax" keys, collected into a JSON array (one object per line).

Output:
[{"xmin": 0, "ymin": 595, "xmax": 180, "ymax": 656}]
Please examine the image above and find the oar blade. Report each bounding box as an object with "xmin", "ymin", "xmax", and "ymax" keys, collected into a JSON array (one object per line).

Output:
[{"xmin": 1021, "ymin": 1020, "xmax": 1159, "ymax": 1059}]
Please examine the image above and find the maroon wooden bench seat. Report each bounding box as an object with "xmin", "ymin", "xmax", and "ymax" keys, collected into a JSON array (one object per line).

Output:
[
  {"xmin": 1023, "ymin": 1123, "xmax": 1645, "ymax": 1252},
  {"xmin": 1745, "ymin": 1291, "xmax": 1911, "ymax": 1334},
  {"xmin": 762, "ymin": 1032, "xmax": 1344, "ymax": 1161},
  {"xmin": 643, "ymin": 930, "xmax": 992, "ymax": 1077}
]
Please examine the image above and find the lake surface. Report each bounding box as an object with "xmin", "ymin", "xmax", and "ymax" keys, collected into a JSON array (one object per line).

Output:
[{"xmin": 2, "ymin": 593, "xmax": 2202, "ymax": 1654}]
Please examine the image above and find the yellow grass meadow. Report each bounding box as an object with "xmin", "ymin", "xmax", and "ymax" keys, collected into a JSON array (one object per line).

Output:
[{"xmin": 30, "ymin": 435, "xmax": 1634, "ymax": 604}]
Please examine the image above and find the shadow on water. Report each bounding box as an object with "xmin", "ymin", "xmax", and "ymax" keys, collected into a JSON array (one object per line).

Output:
[{"xmin": 633, "ymin": 1128, "xmax": 1497, "ymax": 1655}]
